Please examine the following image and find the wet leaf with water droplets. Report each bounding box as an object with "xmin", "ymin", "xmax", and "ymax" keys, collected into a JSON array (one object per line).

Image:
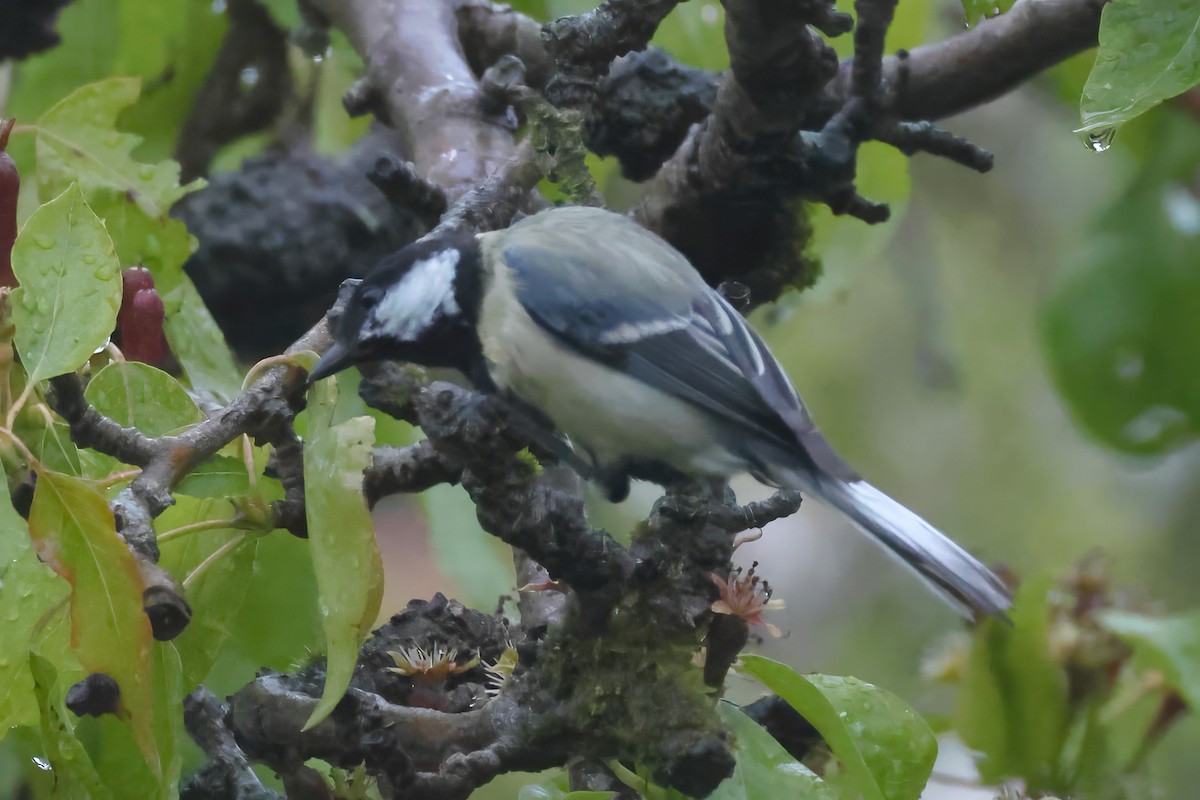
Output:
[
  {"xmin": 84, "ymin": 361, "xmax": 202, "ymax": 438},
  {"xmin": 709, "ymin": 703, "xmax": 837, "ymax": 800},
  {"xmin": 739, "ymin": 655, "xmax": 937, "ymax": 800},
  {"xmin": 1078, "ymin": 0, "xmax": 1200, "ymax": 136},
  {"xmin": 33, "ymin": 78, "xmax": 203, "ymax": 219},
  {"xmin": 11, "ymin": 184, "xmax": 122, "ymax": 384},
  {"xmin": 302, "ymin": 379, "xmax": 382, "ymax": 730},
  {"xmin": 30, "ymin": 654, "xmax": 113, "ymax": 800},
  {"xmin": 1042, "ymin": 118, "xmax": 1200, "ymax": 455}
]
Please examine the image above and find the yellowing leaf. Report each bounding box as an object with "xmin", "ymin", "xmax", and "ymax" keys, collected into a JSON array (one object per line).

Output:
[
  {"xmin": 302, "ymin": 379, "xmax": 382, "ymax": 729},
  {"xmin": 34, "ymin": 77, "xmax": 203, "ymax": 219},
  {"xmin": 0, "ymin": 461, "xmax": 69, "ymax": 735},
  {"xmin": 28, "ymin": 471, "xmax": 159, "ymax": 777},
  {"xmin": 12, "ymin": 184, "xmax": 122, "ymax": 384}
]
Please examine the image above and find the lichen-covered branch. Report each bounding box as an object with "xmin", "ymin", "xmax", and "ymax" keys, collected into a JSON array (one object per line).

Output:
[{"xmin": 364, "ymin": 440, "xmax": 462, "ymax": 507}]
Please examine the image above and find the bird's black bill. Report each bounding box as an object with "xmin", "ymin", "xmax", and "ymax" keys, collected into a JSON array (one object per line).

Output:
[{"xmin": 307, "ymin": 341, "xmax": 354, "ymax": 384}]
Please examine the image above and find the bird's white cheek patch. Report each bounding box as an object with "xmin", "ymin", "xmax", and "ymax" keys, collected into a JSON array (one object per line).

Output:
[{"xmin": 371, "ymin": 249, "xmax": 461, "ymax": 340}]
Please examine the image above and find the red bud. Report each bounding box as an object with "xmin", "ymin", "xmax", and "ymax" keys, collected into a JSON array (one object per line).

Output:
[
  {"xmin": 119, "ymin": 288, "xmax": 167, "ymax": 367},
  {"xmin": 0, "ymin": 118, "xmax": 20, "ymax": 288},
  {"xmin": 120, "ymin": 266, "xmax": 155, "ymax": 318}
]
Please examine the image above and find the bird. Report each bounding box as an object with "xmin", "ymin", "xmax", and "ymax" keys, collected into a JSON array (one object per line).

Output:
[{"xmin": 308, "ymin": 205, "xmax": 1012, "ymax": 619}]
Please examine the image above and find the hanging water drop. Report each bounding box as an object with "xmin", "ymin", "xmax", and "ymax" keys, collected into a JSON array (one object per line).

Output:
[
  {"xmin": 1081, "ymin": 128, "xmax": 1116, "ymax": 153},
  {"xmin": 240, "ymin": 66, "xmax": 261, "ymax": 88}
]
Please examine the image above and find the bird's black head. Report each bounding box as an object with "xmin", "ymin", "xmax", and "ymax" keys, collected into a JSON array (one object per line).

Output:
[{"xmin": 308, "ymin": 233, "xmax": 483, "ymax": 383}]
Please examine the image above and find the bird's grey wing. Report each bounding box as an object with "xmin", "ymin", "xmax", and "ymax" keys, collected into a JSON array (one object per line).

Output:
[{"xmin": 495, "ymin": 222, "xmax": 820, "ymax": 457}]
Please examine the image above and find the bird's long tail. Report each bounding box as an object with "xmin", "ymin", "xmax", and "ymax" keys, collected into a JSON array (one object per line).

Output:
[{"xmin": 798, "ymin": 468, "xmax": 1013, "ymax": 620}]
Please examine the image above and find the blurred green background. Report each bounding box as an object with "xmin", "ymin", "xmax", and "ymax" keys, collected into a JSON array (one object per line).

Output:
[{"xmin": 3, "ymin": 0, "xmax": 1198, "ymax": 796}]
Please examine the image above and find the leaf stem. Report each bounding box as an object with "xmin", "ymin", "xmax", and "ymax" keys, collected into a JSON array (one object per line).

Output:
[
  {"xmin": 96, "ymin": 468, "xmax": 142, "ymax": 488},
  {"xmin": 158, "ymin": 516, "xmax": 243, "ymax": 543},
  {"xmin": 182, "ymin": 532, "xmax": 247, "ymax": 589},
  {"xmin": 6, "ymin": 381, "xmax": 34, "ymax": 429},
  {"xmin": 0, "ymin": 426, "xmax": 42, "ymax": 474}
]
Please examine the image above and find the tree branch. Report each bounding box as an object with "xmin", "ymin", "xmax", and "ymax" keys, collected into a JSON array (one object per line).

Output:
[
  {"xmin": 825, "ymin": 0, "xmax": 1109, "ymax": 122},
  {"xmin": 304, "ymin": 0, "xmax": 517, "ymax": 199}
]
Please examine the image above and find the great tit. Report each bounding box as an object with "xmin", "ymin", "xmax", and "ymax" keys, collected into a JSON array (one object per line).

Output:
[{"xmin": 309, "ymin": 206, "xmax": 1012, "ymax": 619}]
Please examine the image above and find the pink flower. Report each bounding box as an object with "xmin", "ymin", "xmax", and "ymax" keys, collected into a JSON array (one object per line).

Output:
[{"xmin": 711, "ymin": 562, "xmax": 783, "ymax": 638}]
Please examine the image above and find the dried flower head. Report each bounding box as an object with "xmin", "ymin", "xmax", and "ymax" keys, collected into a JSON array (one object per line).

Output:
[
  {"xmin": 484, "ymin": 645, "xmax": 519, "ymax": 697},
  {"xmin": 711, "ymin": 562, "xmax": 784, "ymax": 638},
  {"xmin": 386, "ymin": 642, "xmax": 480, "ymax": 683}
]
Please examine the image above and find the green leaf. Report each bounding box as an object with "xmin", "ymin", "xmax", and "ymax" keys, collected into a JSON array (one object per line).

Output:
[
  {"xmin": 739, "ymin": 655, "xmax": 937, "ymax": 800},
  {"xmin": 6, "ymin": 0, "xmax": 226, "ymax": 168},
  {"xmin": 34, "ymin": 77, "xmax": 203, "ymax": 219},
  {"xmin": 85, "ymin": 361, "xmax": 203, "ymax": 437},
  {"xmin": 711, "ymin": 704, "xmax": 836, "ymax": 800},
  {"xmin": 161, "ymin": 278, "xmax": 243, "ymax": 403},
  {"xmin": 158, "ymin": 497, "xmax": 258, "ymax": 689},
  {"xmin": 19, "ymin": 419, "xmax": 84, "ymax": 476},
  {"xmin": 952, "ymin": 577, "xmax": 1069, "ymax": 789},
  {"xmin": 1041, "ymin": 120, "xmax": 1200, "ymax": 455},
  {"xmin": 1100, "ymin": 610, "xmax": 1200, "ymax": 710},
  {"xmin": 11, "ymin": 184, "xmax": 122, "ymax": 384},
  {"xmin": 28, "ymin": 471, "xmax": 158, "ymax": 777},
  {"xmin": 30, "ymin": 653, "xmax": 112, "ymax": 800},
  {"xmin": 422, "ymin": 483, "xmax": 515, "ymax": 610},
  {"xmin": 150, "ymin": 643, "xmax": 184, "ymax": 798},
  {"xmin": 174, "ymin": 455, "xmax": 253, "ymax": 500},
  {"xmin": 1079, "ymin": 0, "xmax": 1200, "ymax": 138},
  {"xmin": 111, "ymin": 0, "xmax": 228, "ymax": 161},
  {"xmin": 960, "ymin": 0, "xmax": 1016, "ymax": 27},
  {"xmin": 0, "ymin": 462, "xmax": 69, "ymax": 735},
  {"xmin": 90, "ymin": 189, "xmax": 197, "ymax": 295},
  {"xmin": 302, "ymin": 380, "xmax": 383, "ymax": 729}
]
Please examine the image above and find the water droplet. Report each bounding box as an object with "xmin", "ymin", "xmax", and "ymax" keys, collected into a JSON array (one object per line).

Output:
[
  {"xmin": 32, "ymin": 756, "xmax": 52, "ymax": 771},
  {"xmin": 93, "ymin": 264, "xmax": 115, "ymax": 281},
  {"xmin": 240, "ymin": 66, "xmax": 260, "ymax": 88},
  {"xmin": 211, "ymin": 0, "xmax": 226, "ymax": 12},
  {"xmin": 102, "ymin": 132, "xmax": 121, "ymax": 148},
  {"xmin": 1081, "ymin": 128, "xmax": 1116, "ymax": 153},
  {"xmin": 700, "ymin": 3, "xmax": 720, "ymax": 24},
  {"xmin": 33, "ymin": 234, "xmax": 55, "ymax": 250},
  {"xmin": 35, "ymin": 296, "xmax": 52, "ymax": 315},
  {"xmin": 1113, "ymin": 347, "xmax": 1144, "ymax": 383},
  {"xmin": 138, "ymin": 164, "xmax": 157, "ymax": 180},
  {"xmin": 1122, "ymin": 405, "xmax": 1189, "ymax": 446},
  {"xmin": 1162, "ymin": 184, "xmax": 1200, "ymax": 236},
  {"xmin": 81, "ymin": 254, "xmax": 96, "ymax": 265}
]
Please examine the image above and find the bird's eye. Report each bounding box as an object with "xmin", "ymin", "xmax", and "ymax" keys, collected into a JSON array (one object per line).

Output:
[{"xmin": 360, "ymin": 288, "xmax": 383, "ymax": 310}]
